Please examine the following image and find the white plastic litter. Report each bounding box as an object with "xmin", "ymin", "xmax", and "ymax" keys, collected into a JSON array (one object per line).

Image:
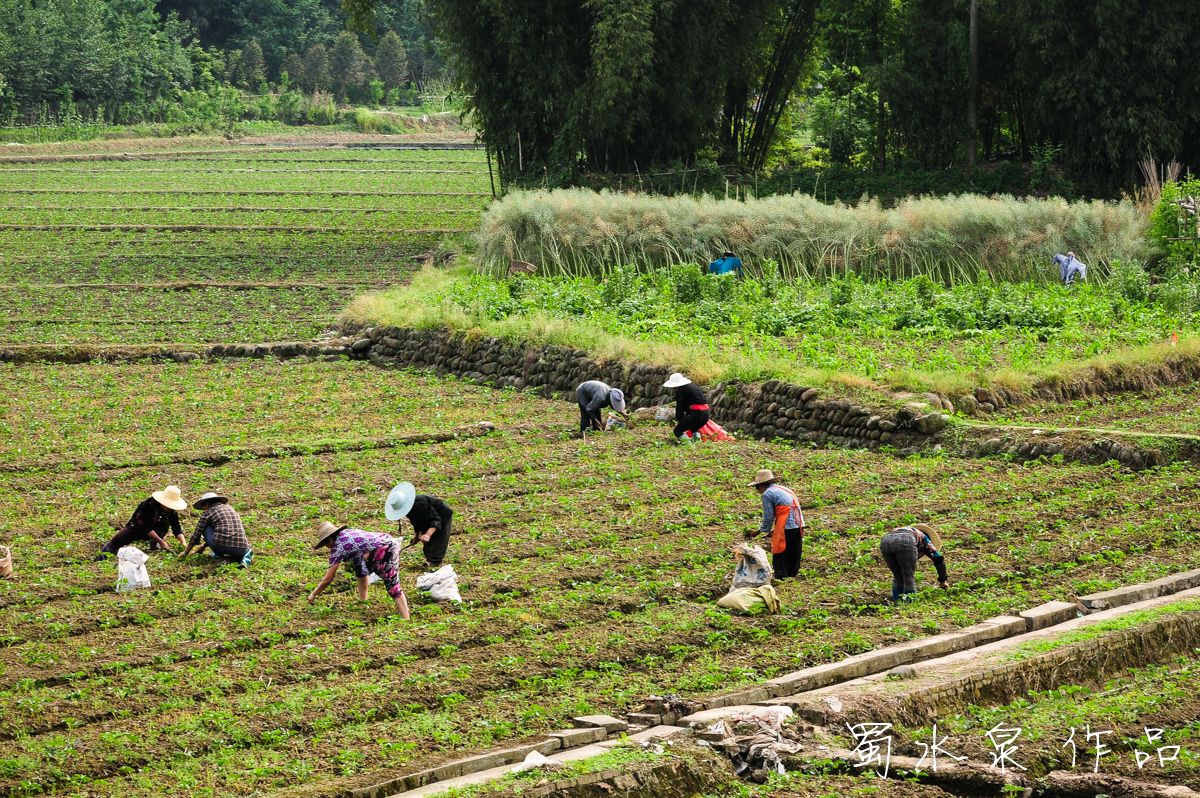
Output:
[
  {"xmin": 510, "ymin": 750, "xmax": 551, "ymax": 773},
  {"xmin": 731, "ymin": 543, "xmax": 772, "ymax": 589},
  {"xmin": 115, "ymin": 546, "xmax": 151, "ymax": 592},
  {"xmin": 416, "ymin": 564, "xmax": 462, "ymax": 603}
]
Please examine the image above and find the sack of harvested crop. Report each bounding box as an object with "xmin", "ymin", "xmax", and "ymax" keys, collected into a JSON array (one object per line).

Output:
[
  {"xmin": 604, "ymin": 413, "xmax": 627, "ymax": 431},
  {"xmin": 416, "ymin": 564, "xmax": 462, "ymax": 603},
  {"xmin": 116, "ymin": 546, "xmax": 151, "ymax": 592},
  {"xmin": 0, "ymin": 545, "xmax": 12, "ymax": 579},
  {"xmin": 731, "ymin": 543, "xmax": 771, "ymax": 589},
  {"xmin": 717, "ymin": 585, "xmax": 781, "ymax": 615}
]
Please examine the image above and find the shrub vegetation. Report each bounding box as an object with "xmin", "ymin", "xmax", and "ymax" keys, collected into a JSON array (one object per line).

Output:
[{"xmin": 478, "ymin": 189, "xmax": 1147, "ymax": 282}]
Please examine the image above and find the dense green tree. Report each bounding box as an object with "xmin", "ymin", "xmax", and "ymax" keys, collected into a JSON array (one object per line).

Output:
[
  {"xmin": 280, "ymin": 50, "xmax": 304, "ymax": 88},
  {"xmin": 328, "ymin": 30, "xmax": 369, "ymax": 100},
  {"xmin": 301, "ymin": 42, "xmax": 330, "ymax": 92},
  {"xmin": 374, "ymin": 29, "xmax": 407, "ymax": 88},
  {"xmin": 237, "ymin": 37, "xmax": 265, "ymax": 87}
]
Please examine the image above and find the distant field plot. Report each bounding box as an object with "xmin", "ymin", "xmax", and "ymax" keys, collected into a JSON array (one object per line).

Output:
[
  {"xmin": 0, "ymin": 144, "xmax": 491, "ymax": 343},
  {"xmin": 0, "ymin": 362, "xmax": 1198, "ymax": 797},
  {"xmin": 0, "ymin": 360, "xmax": 560, "ymax": 463},
  {"xmin": 991, "ymin": 382, "xmax": 1200, "ymax": 438}
]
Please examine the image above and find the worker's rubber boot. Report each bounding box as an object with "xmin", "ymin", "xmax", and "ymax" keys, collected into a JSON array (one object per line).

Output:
[{"xmin": 240, "ymin": 549, "xmax": 253, "ymax": 569}]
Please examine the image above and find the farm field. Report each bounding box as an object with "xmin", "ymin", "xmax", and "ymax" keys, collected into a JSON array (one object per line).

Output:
[
  {"xmin": 0, "ymin": 143, "xmax": 492, "ymax": 344},
  {"xmin": 990, "ymin": 382, "xmax": 1200, "ymax": 438},
  {"xmin": 2, "ymin": 358, "xmax": 1200, "ymax": 796},
  {"xmin": 2, "ymin": 136, "xmax": 1199, "ymax": 798}
]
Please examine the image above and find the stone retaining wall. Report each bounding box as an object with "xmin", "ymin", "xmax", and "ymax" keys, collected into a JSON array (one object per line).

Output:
[{"xmin": 346, "ymin": 324, "xmax": 944, "ymax": 450}]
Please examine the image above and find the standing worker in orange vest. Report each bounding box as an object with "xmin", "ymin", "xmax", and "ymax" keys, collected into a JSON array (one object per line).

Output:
[{"xmin": 747, "ymin": 469, "xmax": 805, "ymax": 579}]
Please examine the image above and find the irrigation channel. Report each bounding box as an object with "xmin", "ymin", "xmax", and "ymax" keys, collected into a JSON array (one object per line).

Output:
[{"xmin": 1, "ymin": 136, "xmax": 1198, "ymax": 798}]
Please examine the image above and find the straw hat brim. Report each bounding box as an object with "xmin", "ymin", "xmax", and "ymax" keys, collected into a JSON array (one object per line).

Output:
[
  {"xmin": 152, "ymin": 490, "xmax": 187, "ymax": 511},
  {"xmin": 312, "ymin": 522, "xmax": 347, "ymax": 550},
  {"xmin": 747, "ymin": 477, "xmax": 778, "ymax": 487},
  {"xmin": 913, "ymin": 523, "xmax": 943, "ymax": 550}
]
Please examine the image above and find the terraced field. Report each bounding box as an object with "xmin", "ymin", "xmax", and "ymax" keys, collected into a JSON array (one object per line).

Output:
[
  {"xmin": 2, "ymin": 138, "xmax": 1198, "ymax": 798},
  {"xmin": 2, "ymin": 356, "xmax": 1200, "ymax": 797},
  {"xmin": 0, "ymin": 145, "xmax": 491, "ymax": 344}
]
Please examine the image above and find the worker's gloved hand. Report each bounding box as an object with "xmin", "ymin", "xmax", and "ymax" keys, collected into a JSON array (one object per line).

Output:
[{"xmin": 743, "ymin": 529, "xmax": 758, "ymax": 540}]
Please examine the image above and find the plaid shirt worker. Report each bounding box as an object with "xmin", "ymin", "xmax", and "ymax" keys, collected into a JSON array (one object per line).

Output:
[{"xmin": 190, "ymin": 502, "xmax": 250, "ymax": 552}]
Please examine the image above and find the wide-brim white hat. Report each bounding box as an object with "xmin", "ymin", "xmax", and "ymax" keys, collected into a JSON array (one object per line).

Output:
[
  {"xmin": 663, "ymin": 373, "xmax": 692, "ymax": 388},
  {"xmin": 152, "ymin": 485, "xmax": 187, "ymax": 511},
  {"xmin": 194, "ymin": 492, "xmax": 228, "ymax": 509},
  {"xmin": 384, "ymin": 481, "xmax": 416, "ymax": 521}
]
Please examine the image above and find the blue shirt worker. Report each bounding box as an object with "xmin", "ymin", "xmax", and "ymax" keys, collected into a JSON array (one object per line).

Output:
[
  {"xmin": 748, "ymin": 469, "xmax": 806, "ymax": 579},
  {"xmin": 707, "ymin": 250, "xmax": 744, "ymax": 278},
  {"xmin": 1053, "ymin": 251, "xmax": 1087, "ymax": 285},
  {"xmin": 880, "ymin": 524, "xmax": 948, "ymax": 601}
]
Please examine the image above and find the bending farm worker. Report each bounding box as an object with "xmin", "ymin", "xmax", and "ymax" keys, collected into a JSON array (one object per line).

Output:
[
  {"xmin": 385, "ymin": 481, "xmax": 454, "ymax": 569},
  {"xmin": 707, "ymin": 249, "xmax": 744, "ymax": 279},
  {"xmin": 664, "ymin": 372, "xmax": 710, "ymax": 444},
  {"xmin": 575, "ymin": 379, "xmax": 628, "ymax": 435},
  {"xmin": 747, "ymin": 469, "xmax": 805, "ymax": 579},
  {"xmin": 309, "ymin": 521, "xmax": 410, "ymax": 618},
  {"xmin": 182, "ymin": 492, "xmax": 253, "ymax": 567},
  {"xmin": 1053, "ymin": 251, "xmax": 1087, "ymax": 285},
  {"xmin": 879, "ymin": 523, "xmax": 948, "ymax": 601},
  {"xmin": 96, "ymin": 485, "xmax": 187, "ymax": 559}
]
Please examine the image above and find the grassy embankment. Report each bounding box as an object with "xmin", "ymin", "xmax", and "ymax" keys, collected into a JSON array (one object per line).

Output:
[{"xmin": 347, "ymin": 189, "xmax": 1199, "ymax": 402}]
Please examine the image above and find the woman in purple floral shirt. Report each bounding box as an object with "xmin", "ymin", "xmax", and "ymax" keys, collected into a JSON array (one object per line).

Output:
[{"xmin": 308, "ymin": 522, "xmax": 410, "ymax": 618}]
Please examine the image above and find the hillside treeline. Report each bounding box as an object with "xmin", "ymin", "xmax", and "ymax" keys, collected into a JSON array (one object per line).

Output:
[{"xmin": 0, "ymin": 0, "xmax": 444, "ymax": 126}]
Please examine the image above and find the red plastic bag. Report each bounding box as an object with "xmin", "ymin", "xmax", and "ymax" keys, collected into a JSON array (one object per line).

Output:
[{"xmin": 697, "ymin": 420, "xmax": 735, "ymax": 442}]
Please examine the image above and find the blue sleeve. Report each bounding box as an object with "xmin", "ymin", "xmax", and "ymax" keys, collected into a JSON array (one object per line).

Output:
[
  {"xmin": 734, "ymin": 258, "xmax": 744, "ymax": 278},
  {"xmin": 760, "ymin": 492, "xmax": 773, "ymax": 531}
]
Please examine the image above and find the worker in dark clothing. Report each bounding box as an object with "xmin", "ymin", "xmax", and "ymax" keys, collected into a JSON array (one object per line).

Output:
[
  {"xmin": 663, "ymin": 372, "xmax": 710, "ymax": 443},
  {"xmin": 880, "ymin": 524, "xmax": 949, "ymax": 601},
  {"xmin": 96, "ymin": 485, "xmax": 187, "ymax": 559},
  {"xmin": 385, "ymin": 481, "xmax": 454, "ymax": 568},
  {"xmin": 575, "ymin": 379, "xmax": 628, "ymax": 434}
]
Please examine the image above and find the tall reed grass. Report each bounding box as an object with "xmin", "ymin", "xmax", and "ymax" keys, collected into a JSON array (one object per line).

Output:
[{"xmin": 478, "ymin": 189, "xmax": 1148, "ymax": 282}]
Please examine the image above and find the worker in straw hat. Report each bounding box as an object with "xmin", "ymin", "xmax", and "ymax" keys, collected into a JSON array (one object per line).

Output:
[
  {"xmin": 385, "ymin": 481, "xmax": 454, "ymax": 569},
  {"xmin": 747, "ymin": 469, "xmax": 806, "ymax": 579},
  {"xmin": 880, "ymin": 524, "xmax": 949, "ymax": 601},
  {"xmin": 663, "ymin": 372, "xmax": 710, "ymax": 444},
  {"xmin": 309, "ymin": 522, "xmax": 410, "ymax": 618},
  {"xmin": 96, "ymin": 485, "xmax": 187, "ymax": 559},
  {"xmin": 182, "ymin": 492, "xmax": 253, "ymax": 567},
  {"xmin": 575, "ymin": 379, "xmax": 629, "ymax": 435}
]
